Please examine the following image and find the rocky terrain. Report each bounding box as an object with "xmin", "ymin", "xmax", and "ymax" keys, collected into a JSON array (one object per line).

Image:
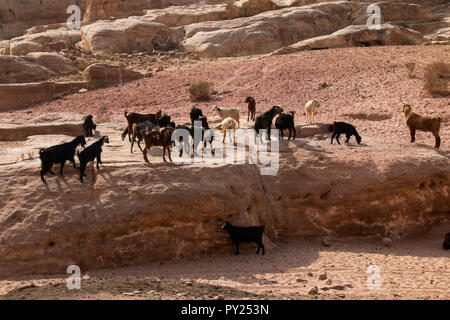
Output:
[{"xmin": 0, "ymin": 1, "xmax": 449, "ymax": 111}]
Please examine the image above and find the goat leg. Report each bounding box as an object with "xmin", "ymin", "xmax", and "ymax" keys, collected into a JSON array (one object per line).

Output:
[
  {"xmin": 435, "ymin": 135, "xmax": 441, "ymax": 149},
  {"xmin": 79, "ymin": 163, "xmax": 86, "ymax": 183},
  {"xmin": 410, "ymin": 128, "xmax": 416, "ymax": 143},
  {"xmin": 60, "ymin": 161, "xmax": 65, "ymax": 175},
  {"xmin": 235, "ymin": 242, "xmax": 240, "ymax": 255},
  {"xmin": 40, "ymin": 171, "xmax": 47, "ymax": 184},
  {"xmin": 336, "ymin": 134, "xmax": 341, "ymax": 145}
]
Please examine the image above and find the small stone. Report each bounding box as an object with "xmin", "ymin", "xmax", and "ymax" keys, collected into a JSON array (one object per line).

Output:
[
  {"xmin": 185, "ymin": 281, "xmax": 193, "ymax": 286},
  {"xmin": 318, "ymin": 269, "xmax": 327, "ymax": 280},
  {"xmin": 382, "ymin": 237, "xmax": 392, "ymax": 247},
  {"xmin": 132, "ymin": 290, "xmax": 141, "ymax": 295},
  {"xmin": 213, "ymin": 294, "xmax": 224, "ymax": 300},
  {"xmin": 321, "ymin": 239, "xmax": 330, "ymax": 247},
  {"xmin": 79, "ymin": 88, "xmax": 88, "ymax": 93},
  {"xmin": 307, "ymin": 272, "xmax": 313, "ymax": 277},
  {"xmin": 151, "ymin": 277, "xmax": 161, "ymax": 283},
  {"xmin": 337, "ymin": 294, "xmax": 345, "ymax": 298},
  {"xmin": 320, "ymin": 287, "xmax": 330, "ymax": 291},
  {"xmin": 308, "ymin": 286, "xmax": 318, "ymax": 295},
  {"xmin": 330, "ymin": 285, "xmax": 346, "ymax": 291},
  {"xmin": 326, "ymin": 279, "xmax": 333, "ymax": 285},
  {"xmin": 344, "ymin": 283, "xmax": 353, "ymax": 288},
  {"xmin": 296, "ymin": 278, "xmax": 307, "ymax": 283}
]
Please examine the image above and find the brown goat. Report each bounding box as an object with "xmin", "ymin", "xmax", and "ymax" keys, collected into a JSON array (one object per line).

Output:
[
  {"xmin": 403, "ymin": 104, "xmax": 441, "ymax": 149},
  {"xmin": 123, "ymin": 110, "xmax": 163, "ymax": 142},
  {"xmin": 245, "ymin": 96, "xmax": 256, "ymax": 122},
  {"xmin": 142, "ymin": 127, "xmax": 174, "ymax": 163}
]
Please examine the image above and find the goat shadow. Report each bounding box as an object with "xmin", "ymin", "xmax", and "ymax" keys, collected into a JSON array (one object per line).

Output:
[{"xmin": 414, "ymin": 143, "xmax": 449, "ymax": 160}]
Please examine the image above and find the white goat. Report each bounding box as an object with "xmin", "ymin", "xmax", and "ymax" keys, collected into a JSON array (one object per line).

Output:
[
  {"xmin": 212, "ymin": 105, "xmax": 240, "ymax": 128},
  {"xmin": 305, "ymin": 99, "xmax": 320, "ymax": 124},
  {"xmin": 215, "ymin": 117, "xmax": 239, "ymax": 145}
]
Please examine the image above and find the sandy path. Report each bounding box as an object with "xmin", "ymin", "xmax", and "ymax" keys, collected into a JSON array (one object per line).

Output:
[{"xmin": 1, "ymin": 224, "xmax": 448, "ymax": 300}]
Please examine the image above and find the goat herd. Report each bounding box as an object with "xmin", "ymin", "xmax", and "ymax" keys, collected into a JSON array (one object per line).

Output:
[
  {"xmin": 34, "ymin": 97, "xmax": 446, "ymax": 253},
  {"xmin": 38, "ymin": 97, "xmax": 442, "ymax": 185}
]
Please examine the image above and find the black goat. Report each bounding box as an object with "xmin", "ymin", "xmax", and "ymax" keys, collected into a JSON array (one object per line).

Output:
[
  {"xmin": 328, "ymin": 121, "xmax": 361, "ymax": 145},
  {"xmin": 39, "ymin": 135, "xmax": 86, "ymax": 184},
  {"xmin": 443, "ymin": 232, "xmax": 450, "ymax": 250},
  {"xmin": 158, "ymin": 115, "xmax": 172, "ymax": 127},
  {"xmin": 77, "ymin": 136, "xmax": 109, "ymax": 183},
  {"xmin": 190, "ymin": 106, "xmax": 203, "ymax": 124},
  {"xmin": 83, "ymin": 115, "xmax": 96, "ymax": 137},
  {"xmin": 245, "ymin": 96, "xmax": 256, "ymax": 122},
  {"xmin": 220, "ymin": 221, "xmax": 265, "ymax": 255},
  {"xmin": 130, "ymin": 121, "xmax": 158, "ymax": 153},
  {"xmin": 254, "ymin": 105, "xmax": 283, "ymax": 142},
  {"xmin": 275, "ymin": 111, "xmax": 296, "ymax": 140}
]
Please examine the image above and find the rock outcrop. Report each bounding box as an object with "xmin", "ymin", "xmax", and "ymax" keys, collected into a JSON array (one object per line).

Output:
[
  {"xmin": 26, "ymin": 52, "xmax": 76, "ymax": 74},
  {"xmin": 1, "ymin": 28, "xmax": 81, "ymax": 56},
  {"xmin": 80, "ymin": 20, "xmax": 184, "ymax": 54},
  {"xmin": 82, "ymin": 63, "xmax": 148, "ymax": 88},
  {"xmin": 0, "ymin": 56, "xmax": 56, "ymax": 83},
  {"xmin": 0, "ymin": 82, "xmax": 88, "ymax": 111},
  {"xmin": 273, "ymin": 24, "xmax": 424, "ymax": 54},
  {"xmin": 0, "ymin": 118, "xmax": 448, "ymax": 278},
  {"xmin": 0, "ymin": 0, "xmax": 86, "ymax": 40}
]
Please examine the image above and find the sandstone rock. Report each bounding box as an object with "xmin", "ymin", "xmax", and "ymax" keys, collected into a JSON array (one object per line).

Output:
[
  {"xmin": 83, "ymin": 0, "xmax": 200, "ymax": 24},
  {"xmin": 80, "ymin": 20, "xmax": 184, "ymax": 54},
  {"xmin": 308, "ymin": 286, "xmax": 318, "ymax": 295},
  {"xmin": 213, "ymin": 294, "xmax": 225, "ymax": 300},
  {"xmin": 183, "ymin": 2, "xmax": 365, "ymax": 58},
  {"xmin": 0, "ymin": 82, "xmax": 88, "ymax": 112},
  {"xmin": 7, "ymin": 28, "xmax": 82, "ymax": 56},
  {"xmin": 330, "ymin": 285, "xmax": 346, "ymax": 291},
  {"xmin": 352, "ymin": 2, "xmax": 440, "ymax": 26},
  {"xmin": 26, "ymin": 52, "xmax": 76, "ymax": 74},
  {"xmin": 0, "ymin": 0, "xmax": 86, "ymax": 40},
  {"xmin": 82, "ymin": 63, "xmax": 144, "ymax": 88},
  {"xmin": 425, "ymin": 27, "xmax": 450, "ymax": 44},
  {"xmin": 79, "ymin": 88, "xmax": 88, "ymax": 93},
  {"xmin": 0, "ymin": 56, "xmax": 55, "ymax": 83},
  {"xmin": 274, "ymin": 24, "xmax": 424, "ymax": 54}
]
